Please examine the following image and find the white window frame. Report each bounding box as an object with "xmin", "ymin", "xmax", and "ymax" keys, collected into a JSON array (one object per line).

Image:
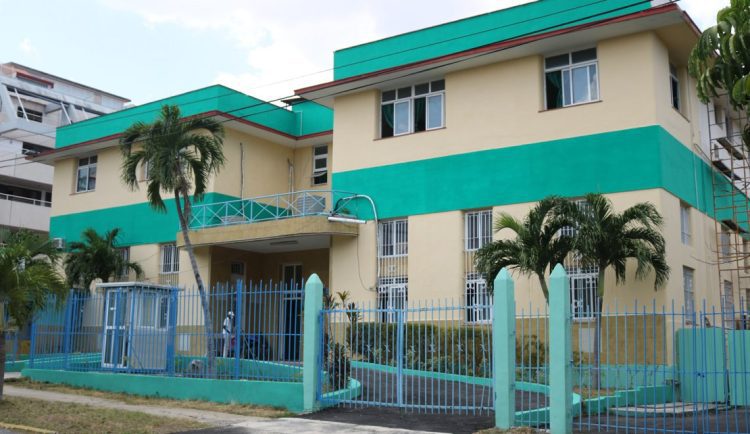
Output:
[
  {"xmin": 465, "ymin": 273, "xmax": 492, "ymax": 324},
  {"xmin": 135, "ymin": 291, "xmax": 169, "ymax": 330},
  {"xmin": 721, "ymin": 226, "xmax": 732, "ymax": 257},
  {"xmin": 160, "ymin": 243, "xmax": 179, "ymax": 274},
  {"xmin": 465, "ymin": 210, "xmax": 492, "ymax": 251},
  {"xmin": 312, "ymin": 145, "xmax": 328, "ymax": 186},
  {"xmin": 378, "ymin": 219, "xmax": 408, "ymax": 258},
  {"xmin": 683, "ymin": 267, "xmax": 695, "ymax": 321},
  {"xmin": 378, "ymin": 277, "xmax": 407, "ymax": 323},
  {"xmin": 544, "ymin": 48, "xmax": 599, "ymax": 109},
  {"xmin": 723, "ymin": 280, "xmax": 735, "ymax": 328},
  {"xmin": 570, "ymin": 273, "xmax": 598, "ymax": 320},
  {"xmin": 670, "ymin": 63, "xmax": 681, "ymax": 111},
  {"xmin": 381, "ymin": 80, "xmax": 445, "ymax": 138},
  {"xmin": 76, "ymin": 155, "xmax": 97, "ymax": 193},
  {"xmin": 680, "ymin": 203, "xmax": 691, "ymax": 245}
]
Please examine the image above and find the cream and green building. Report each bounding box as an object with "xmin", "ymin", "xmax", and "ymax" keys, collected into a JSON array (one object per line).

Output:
[{"xmin": 37, "ymin": 0, "xmax": 748, "ymax": 331}]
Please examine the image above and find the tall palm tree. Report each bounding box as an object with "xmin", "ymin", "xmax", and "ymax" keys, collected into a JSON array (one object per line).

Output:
[
  {"xmin": 120, "ymin": 104, "xmax": 225, "ymax": 373},
  {"xmin": 64, "ymin": 228, "xmax": 143, "ymax": 290},
  {"xmin": 475, "ymin": 197, "xmax": 576, "ymax": 302},
  {"xmin": 0, "ymin": 230, "xmax": 66, "ymax": 398},
  {"xmin": 573, "ymin": 193, "xmax": 669, "ymax": 386}
]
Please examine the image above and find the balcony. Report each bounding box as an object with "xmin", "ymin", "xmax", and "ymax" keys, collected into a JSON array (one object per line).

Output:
[
  {"xmin": 189, "ymin": 190, "xmax": 360, "ymax": 230},
  {"xmin": 0, "ymin": 192, "xmax": 51, "ymax": 232}
]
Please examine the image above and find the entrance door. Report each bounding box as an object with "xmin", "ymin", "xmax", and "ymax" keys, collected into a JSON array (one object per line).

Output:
[
  {"xmin": 281, "ymin": 264, "xmax": 303, "ymax": 361},
  {"xmin": 102, "ymin": 289, "xmax": 128, "ymax": 368}
]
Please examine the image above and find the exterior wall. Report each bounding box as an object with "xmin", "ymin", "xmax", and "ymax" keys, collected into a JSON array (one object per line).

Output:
[
  {"xmin": 329, "ymin": 189, "xmax": 734, "ymax": 315},
  {"xmin": 332, "ymin": 32, "xmax": 681, "ymax": 173}
]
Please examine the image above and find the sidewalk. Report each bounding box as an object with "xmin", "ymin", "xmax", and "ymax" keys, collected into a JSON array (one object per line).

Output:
[{"xmin": 2, "ymin": 384, "xmax": 443, "ymax": 434}]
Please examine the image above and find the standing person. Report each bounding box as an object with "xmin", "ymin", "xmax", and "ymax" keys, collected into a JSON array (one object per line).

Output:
[{"xmin": 222, "ymin": 311, "xmax": 234, "ymax": 357}]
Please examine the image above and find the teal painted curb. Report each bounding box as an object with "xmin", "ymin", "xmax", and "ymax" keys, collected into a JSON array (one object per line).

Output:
[
  {"xmin": 582, "ymin": 385, "xmax": 675, "ymax": 416},
  {"xmin": 22, "ymin": 368, "xmax": 305, "ymax": 412}
]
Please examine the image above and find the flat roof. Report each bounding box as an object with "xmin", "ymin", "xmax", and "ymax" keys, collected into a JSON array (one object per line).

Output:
[{"xmin": 3, "ymin": 62, "xmax": 131, "ymax": 102}]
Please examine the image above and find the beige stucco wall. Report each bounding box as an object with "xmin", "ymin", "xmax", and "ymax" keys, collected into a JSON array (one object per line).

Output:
[
  {"xmin": 51, "ymin": 129, "xmax": 332, "ymax": 218},
  {"xmin": 329, "ymin": 189, "xmax": 737, "ymax": 316},
  {"xmin": 331, "ymin": 30, "xmax": 699, "ymax": 174}
]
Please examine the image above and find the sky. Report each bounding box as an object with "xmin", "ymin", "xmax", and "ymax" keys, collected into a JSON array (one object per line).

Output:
[{"xmin": 0, "ymin": 0, "xmax": 730, "ymax": 106}]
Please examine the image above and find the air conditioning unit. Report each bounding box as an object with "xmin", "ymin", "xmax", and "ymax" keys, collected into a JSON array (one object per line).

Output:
[{"xmin": 52, "ymin": 237, "xmax": 65, "ymax": 250}]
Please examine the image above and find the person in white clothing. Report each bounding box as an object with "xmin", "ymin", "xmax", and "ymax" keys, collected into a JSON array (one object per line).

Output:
[{"xmin": 222, "ymin": 311, "xmax": 234, "ymax": 357}]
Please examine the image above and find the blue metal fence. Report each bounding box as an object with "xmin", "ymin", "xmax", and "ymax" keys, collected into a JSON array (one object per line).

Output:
[{"xmin": 28, "ymin": 280, "xmax": 305, "ymax": 382}]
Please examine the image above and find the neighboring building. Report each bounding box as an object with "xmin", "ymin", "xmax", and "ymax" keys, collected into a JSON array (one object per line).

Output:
[
  {"xmin": 0, "ymin": 62, "xmax": 129, "ymax": 234},
  {"xmin": 36, "ymin": 0, "xmax": 746, "ymax": 336}
]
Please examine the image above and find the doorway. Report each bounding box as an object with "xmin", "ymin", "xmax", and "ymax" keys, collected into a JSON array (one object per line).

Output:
[{"xmin": 281, "ymin": 264, "xmax": 303, "ymax": 361}]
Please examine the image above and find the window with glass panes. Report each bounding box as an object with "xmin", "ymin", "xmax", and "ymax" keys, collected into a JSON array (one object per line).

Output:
[
  {"xmin": 465, "ymin": 210, "xmax": 492, "ymax": 251},
  {"xmin": 312, "ymin": 145, "xmax": 328, "ymax": 185},
  {"xmin": 76, "ymin": 156, "xmax": 97, "ymax": 193},
  {"xmin": 680, "ymin": 203, "xmax": 691, "ymax": 245},
  {"xmin": 465, "ymin": 273, "xmax": 492, "ymax": 323},
  {"xmin": 670, "ymin": 64, "xmax": 681, "ymax": 111},
  {"xmin": 683, "ymin": 267, "xmax": 695, "ymax": 320},
  {"xmin": 378, "ymin": 219, "xmax": 408, "ymax": 257},
  {"xmin": 545, "ymin": 48, "xmax": 599, "ymax": 109},
  {"xmin": 377, "ymin": 277, "xmax": 407, "ymax": 323},
  {"xmin": 381, "ymin": 80, "xmax": 444, "ymax": 137},
  {"xmin": 160, "ymin": 244, "xmax": 179, "ymax": 274}
]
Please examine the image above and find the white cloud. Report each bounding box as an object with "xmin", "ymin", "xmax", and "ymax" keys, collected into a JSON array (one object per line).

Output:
[
  {"xmin": 99, "ymin": 0, "xmax": 726, "ymax": 101},
  {"xmin": 18, "ymin": 37, "xmax": 38, "ymax": 57}
]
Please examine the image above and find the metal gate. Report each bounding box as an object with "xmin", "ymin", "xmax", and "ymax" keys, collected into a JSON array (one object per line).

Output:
[{"xmin": 318, "ymin": 298, "xmax": 495, "ymax": 414}]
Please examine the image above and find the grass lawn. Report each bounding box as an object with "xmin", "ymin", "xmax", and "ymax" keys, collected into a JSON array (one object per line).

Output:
[
  {"xmin": 6, "ymin": 377, "xmax": 291, "ymax": 418},
  {"xmin": 0, "ymin": 396, "xmax": 208, "ymax": 434}
]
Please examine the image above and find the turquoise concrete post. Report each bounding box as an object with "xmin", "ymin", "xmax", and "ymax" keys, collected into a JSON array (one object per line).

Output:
[
  {"xmin": 549, "ymin": 264, "xmax": 572, "ymax": 434},
  {"xmin": 303, "ymin": 274, "xmax": 324, "ymax": 413},
  {"xmin": 493, "ymin": 268, "xmax": 516, "ymax": 429}
]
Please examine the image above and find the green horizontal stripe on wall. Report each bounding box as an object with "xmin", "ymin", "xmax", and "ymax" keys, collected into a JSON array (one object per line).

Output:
[
  {"xmin": 333, "ymin": 0, "xmax": 651, "ymax": 80},
  {"xmin": 332, "ymin": 126, "xmax": 734, "ymax": 223},
  {"xmin": 50, "ymin": 192, "xmax": 237, "ymax": 247}
]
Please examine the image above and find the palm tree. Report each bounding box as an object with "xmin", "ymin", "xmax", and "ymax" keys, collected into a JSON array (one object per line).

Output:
[
  {"xmin": 475, "ymin": 197, "xmax": 576, "ymax": 302},
  {"xmin": 573, "ymin": 193, "xmax": 669, "ymax": 387},
  {"xmin": 0, "ymin": 230, "xmax": 66, "ymax": 398},
  {"xmin": 64, "ymin": 228, "xmax": 143, "ymax": 290},
  {"xmin": 120, "ymin": 104, "xmax": 225, "ymax": 373}
]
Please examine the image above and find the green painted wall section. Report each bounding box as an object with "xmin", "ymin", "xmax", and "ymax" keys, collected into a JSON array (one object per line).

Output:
[
  {"xmin": 333, "ymin": 126, "xmax": 738, "ymax": 226},
  {"xmin": 22, "ymin": 368, "xmax": 305, "ymax": 413},
  {"xmin": 573, "ymin": 364, "xmax": 675, "ymax": 389},
  {"xmin": 56, "ymin": 85, "xmax": 333, "ymax": 148},
  {"xmin": 727, "ymin": 330, "xmax": 750, "ymax": 406},
  {"xmin": 333, "ymin": 0, "xmax": 651, "ymax": 80},
  {"xmin": 675, "ymin": 328, "xmax": 727, "ymax": 403},
  {"xmin": 50, "ymin": 192, "xmax": 237, "ymax": 247}
]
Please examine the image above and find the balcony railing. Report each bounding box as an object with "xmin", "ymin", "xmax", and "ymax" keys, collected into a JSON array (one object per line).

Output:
[
  {"xmin": 189, "ymin": 190, "xmax": 360, "ymax": 230},
  {"xmin": 0, "ymin": 192, "xmax": 51, "ymax": 207}
]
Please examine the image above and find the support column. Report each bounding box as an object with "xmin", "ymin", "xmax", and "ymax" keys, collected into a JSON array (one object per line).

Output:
[
  {"xmin": 549, "ymin": 264, "xmax": 573, "ymax": 434},
  {"xmin": 493, "ymin": 268, "xmax": 516, "ymax": 429},
  {"xmin": 303, "ymin": 274, "xmax": 323, "ymax": 413}
]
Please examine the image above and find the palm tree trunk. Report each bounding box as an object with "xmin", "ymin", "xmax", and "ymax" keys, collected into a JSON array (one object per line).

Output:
[
  {"xmin": 0, "ymin": 330, "xmax": 6, "ymax": 399},
  {"xmin": 592, "ymin": 267, "xmax": 606, "ymax": 390},
  {"xmin": 174, "ymin": 192, "xmax": 216, "ymax": 377},
  {"xmin": 538, "ymin": 275, "xmax": 550, "ymax": 303}
]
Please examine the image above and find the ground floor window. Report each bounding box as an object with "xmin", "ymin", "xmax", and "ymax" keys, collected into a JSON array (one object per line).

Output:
[
  {"xmin": 465, "ymin": 273, "xmax": 491, "ymax": 323},
  {"xmin": 683, "ymin": 267, "xmax": 695, "ymax": 321},
  {"xmin": 570, "ymin": 273, "xmax": 598, "ymax": 320},
  {"xmin": 378, "ymin": 277, "xmax": 407, "ymax": 323}
]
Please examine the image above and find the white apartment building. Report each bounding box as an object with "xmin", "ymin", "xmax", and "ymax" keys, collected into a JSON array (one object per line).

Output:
[{"xmin": 0, "ymin": 62, "xmax": 129, "ymax": 233}]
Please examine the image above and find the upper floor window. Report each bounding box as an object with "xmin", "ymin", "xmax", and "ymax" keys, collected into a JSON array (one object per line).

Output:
[
  {"xmin": 142, "ymin": 159, "xmax": 153, "ymax": 181},
  {"xmin": 545, "ymin": 48, "xmax": 599, "ymax": 109},
  {"xmin": 17, "ymin": 106, "xmax": 43, "ymax": 123},
  {"xmin": 680, "ymin": 203, "xmax": 691, "ymax": 245},
  {"xmin": 312, "ymin": 145, "xmax": 328, "ymax": 185},
  {"xmin": 465, "ymin": 210, "xmax": 492, "ymax": 251},
  {"xmin": 670, "ymin": 64, "xmax": 681, "ymax": 111},
  {"xmin": 378, "ymin": 219, "xmax": 408, "ymax": 257},
  {"xmin": 76, "ymin": 156, "xmax": 97, "ymax": 193},
  {"xmin": 381, "ymin": 79, "xmax": 445, "ymax": 138}
]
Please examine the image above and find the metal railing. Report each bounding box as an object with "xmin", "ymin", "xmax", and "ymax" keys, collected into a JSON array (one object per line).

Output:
[
  {"xmin": 29, "ymin": 281, "xmax": 305, "ymax": 382},
  {"xmin": 0, "ymin": 192, "xmax": 51, "ymax": 207},
  {"xmin": 189, "ymin": 190, "xmax": 360, "ymax": 230}
]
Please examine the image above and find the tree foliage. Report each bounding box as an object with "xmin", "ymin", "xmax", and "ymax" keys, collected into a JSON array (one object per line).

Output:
[{"xmin": 64, "ymin": 228, "xmax": 143, "ymax": 290}]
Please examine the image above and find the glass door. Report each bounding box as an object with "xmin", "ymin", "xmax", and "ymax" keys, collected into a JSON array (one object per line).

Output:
[{"xmin": 102, "ymin": 289, "xmax": 128, "ymax": 368}]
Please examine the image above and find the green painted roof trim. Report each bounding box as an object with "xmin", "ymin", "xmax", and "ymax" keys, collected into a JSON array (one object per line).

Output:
[
  {"xmin": 49, "ymin": 192, "xmax": 237, "ymax": 246},
  {"xmin": 55, "ymin": 85, "xmax": 333, "ymax": 148},
  {"xmin": 333, "ymin": 0, "xmax": 652, "ymax": 80},
  {"xmin": 332, "ymin": 125, "xmax": 738, "ymax": 228}
]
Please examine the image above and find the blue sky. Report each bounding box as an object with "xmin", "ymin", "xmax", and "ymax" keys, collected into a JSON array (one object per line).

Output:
[{"xmin": 1, "ymin": 0, "xmax": 728, "ymax": 105}]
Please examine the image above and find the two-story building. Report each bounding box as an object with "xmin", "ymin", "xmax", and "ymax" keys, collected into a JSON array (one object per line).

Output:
[{"xmin": 37, "ymin": 0, "xmax": 748, "ymax": 334}]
